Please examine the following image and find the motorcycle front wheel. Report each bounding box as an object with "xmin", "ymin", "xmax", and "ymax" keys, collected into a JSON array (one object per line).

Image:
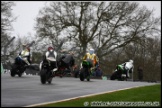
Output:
[
  {"xmin": 79, "ymin": 68, "xmax": 85, "ymax": 81},
  {"xmin": 110, "ymin": 72, "xmax": 118, "ymax": 80},
  {"xmin": 40, "ymin": 69, "xmax": 47, "ymax": 84},
  {"xmin": 10, "ymin": 64, "xmax": 17, "ymax": 77}
]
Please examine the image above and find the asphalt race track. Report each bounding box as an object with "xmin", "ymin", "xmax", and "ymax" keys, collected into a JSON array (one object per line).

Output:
[{"xmin": 1, "ymin": 74, "xmax": 159, "ymax": 107}]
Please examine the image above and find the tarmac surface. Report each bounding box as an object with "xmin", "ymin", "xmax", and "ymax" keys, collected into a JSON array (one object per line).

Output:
[{"xmin": 1, "ymin": 73, "xmax": 159, "ymax": 107}]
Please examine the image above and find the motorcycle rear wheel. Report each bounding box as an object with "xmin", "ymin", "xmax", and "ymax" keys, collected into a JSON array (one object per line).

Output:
[
  {"xmin": 87, "ymin": 76, "xmax": 90, "ymax": 81},
  {"xmin": 18, "ymin": 72, "xmax": 22, "ymax": 77},
  {"xmin": 47, "ymin": 71, "xmax": 53, "ymax": 84},
  {"xmin": 47, "ymin": 78, "xmax": 52, "ymax": 84}
]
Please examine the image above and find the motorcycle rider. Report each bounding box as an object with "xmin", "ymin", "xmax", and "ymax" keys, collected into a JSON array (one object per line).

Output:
[
  {"xmin": 43, "ymin": 46, "xmax": 58, "ymax": 71},
  {"xmin": 82, "ymin": 48, "xmax": 99, "ymax": 71},
  {"xmin": 58, "ymin": 50, "xmax": 75, "ymax": 72},
  {"xmin": 18, "ymin": 44, "xmax": 32, "ymax": 66},
  {"xmin": 83, "ymin": 48, "xmax": 99, "ymax": 66},
  {"xmin": 116, "ymin": 59, "xmax": 134, "ymax": 78}
]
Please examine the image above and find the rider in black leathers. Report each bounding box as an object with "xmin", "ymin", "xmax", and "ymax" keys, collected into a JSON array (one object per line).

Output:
[{"xmin": 58, "ymin": 51, "xmax": 75, "ymax": 72}]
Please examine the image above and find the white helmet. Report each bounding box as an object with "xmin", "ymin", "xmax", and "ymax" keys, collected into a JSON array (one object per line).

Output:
[
  {"xmin": 129, "ymin": 59, "xmax": 133, "ymax": 63},
  {"xmin": 89, "ymin": 48, "xmax": 94, "ymax": 54}
]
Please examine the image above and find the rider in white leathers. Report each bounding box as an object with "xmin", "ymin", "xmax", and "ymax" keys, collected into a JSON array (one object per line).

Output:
[
  {"xmin": 45, "ymin": 47, "xmax": 57, "ymax": 64},
  {"xmin": 121, "ymin": 59, "xmax": 134, "ymax": 78},
  {"xmin": 40, "ymin": 46, "xmax": 58, "ymax": 71}
]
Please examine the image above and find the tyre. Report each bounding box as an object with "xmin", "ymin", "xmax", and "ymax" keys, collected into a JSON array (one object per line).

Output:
[
  {"xmin": 59, "ymin": 70, "xmax": 63, "ymax": 78},
  {"xmin": 47, "ymin": 78, "xmax": 52, "ymax": 84},
  {"xmin": 110, "ymin": 72, "xmax": 118, "ymax": 80},
  {"xmin": 59, "ymin": 69, "xmax": 66, "ymax": 78},
  {"xmin": 74, "ymin": 72, "xmax": 78, "ymax": 78},
  {"xmin": 47, "ymin": 71, "xmax": 53, "ymax": 84},
  {"xmin": 11, "ymin": 68, "xmax": 16, "ymax": 77},
  {"xmin": 18, "ymin": 72, "xmax": 22, "ymax": 77},
  {"xmin": 79, "ymin": 72, "xmax": 84, "ymax": 81},
  {"xmin": 86, "ymin": 68, "xmax": 90, "ymax": 81},
  {"xmin": 87, "ymin": 76, "xmax": 90, "ymax": 81},
  {"xmin": 80, "ymin": 68, "xmax": 85, "ymax": 81},
  {"xmin": 18, "ymin": 68, "xmax": 25, "ymax": 77},
  {"xmin": 10, "ymin": 64, "xmax": 17, "ymax": 77},
  {"xmin": 120, "ymin": 75, "xmax": 127, "ymax": 81},
  {"xmin": 86, "ymin": 71, "xmax": 90, "ymax": 81},
  {"xmin": 40, "ymin": 69, "xmax": 47, "ymax": 84}
]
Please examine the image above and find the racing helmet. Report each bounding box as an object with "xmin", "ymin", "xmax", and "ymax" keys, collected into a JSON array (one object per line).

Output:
[
  {"xmin": 22, "ymin": 43, "xmax": 28, "ymax": 50},
  {"xmin": 22, "ymin": 44, "xmax": 27, "ymax": 46},
  {"xmin": 89, "ymin": 48, "xmax": 94, "ymax": 55},
  {"xmin": 22, "ymin": 43, "xmax": 27, "ymax": 48},
  {"xmin": 48, "ymin": 46, "xmax": 54, "ymax": 51},
  {"xmin": 129, "ymin": 59, "xmax": 133, "ymax": 63},
  {"xmin": 27, "ymin": 47, "xmax": 30, "ymax": 51}
]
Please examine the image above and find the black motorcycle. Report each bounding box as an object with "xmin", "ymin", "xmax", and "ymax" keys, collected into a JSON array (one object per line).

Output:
[
  {"xmin": 55, "ymin": 54, "xmax": 74, "ymax": 78},
  {"xmin": 10, "ymin": 56, "xmax": 28, "ymax": 77},
  {"xmin": 79, "ymin": 59, "xmax": 94, "ymax": 81},
  {"xmin": 39, "ymin": 57, "xmax": 58, "ymax": 84},
  {"xmin": 110, "ymin": 65, "xmax": 127, "ymax": 81}
]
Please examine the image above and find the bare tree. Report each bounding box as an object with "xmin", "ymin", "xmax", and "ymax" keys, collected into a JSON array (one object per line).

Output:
[
  {"xmin": 35, "ymin": 2, "xmax": 106, "ymax": 58},
  {"xmin": 36, "ymin": 2, "xmax": 159, "ymax": 52},
  {"xmin": 35, "ymin": 1, "xmax": 161, "ymax": 71},
  {"xmin": 1, "ymin": 1, "xmax": 16, "ymax": 33},
  {"xmin": 110, "ymin": 36, "xmax": 161, "ymax": 81},
  {"xmin": 94, "ymin": 2, "xmax": 160, "ymax": 62},
  {"xmin": 35, "ymin": 2, "xmax": 68, "ymax": 52},
  {"xmin": 1, "ymin": 1, "xmax": 17, "ymax": 62},
  {"xmin": 142, "ymin": 37, "xmax": 161, "ymax": 81}
]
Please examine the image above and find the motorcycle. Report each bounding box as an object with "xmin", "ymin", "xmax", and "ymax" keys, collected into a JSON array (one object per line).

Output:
[
  {"xmin": 79, "ymin": 59, "xmax": 95, "ymax": 81},
  {"xmin": 10, "ymin": 56, "xmax": 28, "ymax": 77},
  {"xmin": 110, "ymin": 67, "xmax": 127, "ymax": 81},
  {"xmin": 56, "ymin": 54, "xmax": 74, "ymax": 78},
  {"xmin": 10, "ymin": 41, "xmax": 35, "ymax": 77},
  {"xmin": 39, "ymin": 57, "xmax": 58, "ymax": 84}
]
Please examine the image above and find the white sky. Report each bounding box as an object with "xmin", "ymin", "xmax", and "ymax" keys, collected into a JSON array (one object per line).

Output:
[{"xmin": 10, "ymin": 1, "xmax": 161, "ymax": 37}]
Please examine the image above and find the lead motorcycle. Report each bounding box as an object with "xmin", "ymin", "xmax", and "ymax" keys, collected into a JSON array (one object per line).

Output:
[
  {"xmin": 39, "ymin": 57, "xmax": 58, "ymax": 84},
  {"xmin": 79, "ymin": 59, "xmax": 95, "ymax": 81},
  {"xmin": 39, "ymin": 57, "xmax": 69, "ymax": 84}
]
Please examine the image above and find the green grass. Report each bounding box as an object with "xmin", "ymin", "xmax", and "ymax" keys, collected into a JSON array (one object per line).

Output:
[{"xmin": 36, "ymin": 84, "xmax": 161, "ymax": 107}]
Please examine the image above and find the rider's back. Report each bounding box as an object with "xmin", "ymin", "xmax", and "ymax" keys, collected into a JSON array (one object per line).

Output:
[
  {"xmin": 125, "ymin": 61, "xmax": 133, "ymax": 70},
  {"xmin": 62, "ymin": 54, "xmax": 74, "ymax": 66}
]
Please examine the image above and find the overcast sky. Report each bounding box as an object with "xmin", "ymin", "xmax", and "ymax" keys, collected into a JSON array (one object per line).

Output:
[{"xmin": 10, "ymin": 1, "xmax": 161, "ymax": 37}]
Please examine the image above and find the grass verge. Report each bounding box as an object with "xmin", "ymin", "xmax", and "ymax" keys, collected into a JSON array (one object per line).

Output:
[{"xmin": 36, "ymin": 84, "xmax": 161, "ymax": 107}]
